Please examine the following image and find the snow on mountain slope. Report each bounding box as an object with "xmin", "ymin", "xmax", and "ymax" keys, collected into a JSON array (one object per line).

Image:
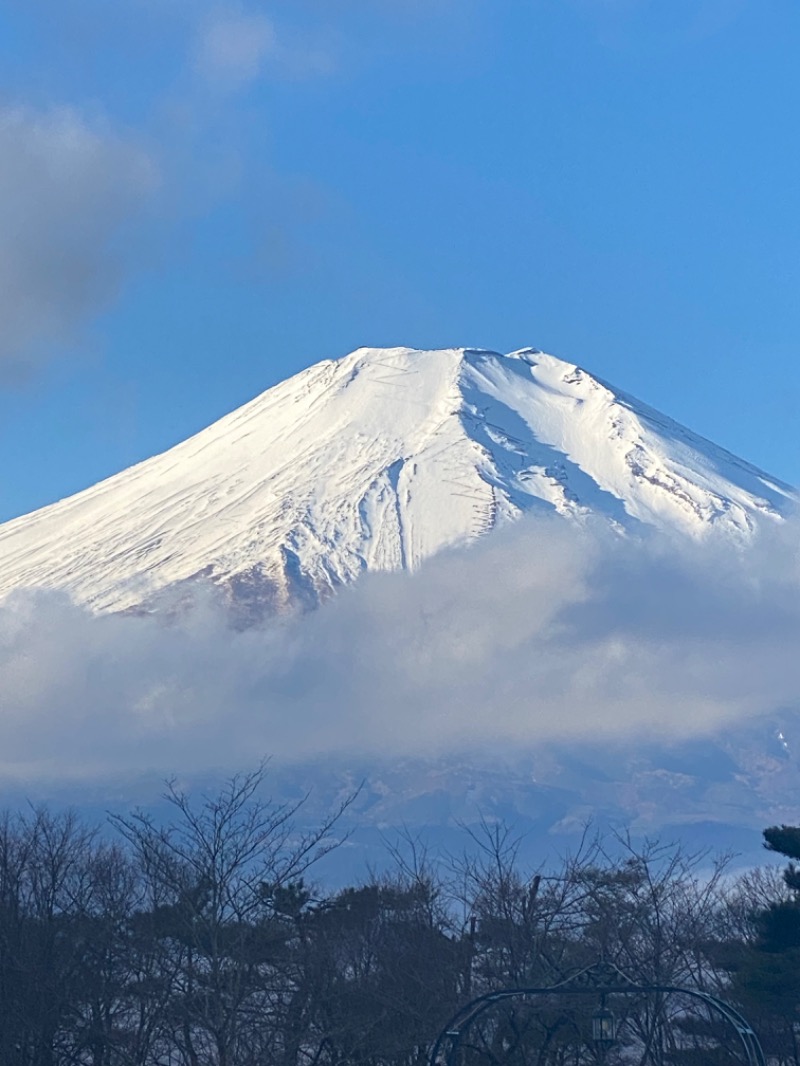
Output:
[{"xmin": 0, "ymin": 346, "xmax": 794, "ymax": 613}]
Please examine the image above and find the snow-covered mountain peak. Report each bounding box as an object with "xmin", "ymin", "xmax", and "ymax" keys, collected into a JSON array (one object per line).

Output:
[{"xmin": 0, "ymin": 345, "xmax": 794, "ymax": 614}]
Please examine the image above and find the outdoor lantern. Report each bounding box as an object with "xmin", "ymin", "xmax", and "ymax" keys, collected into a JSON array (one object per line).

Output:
[{"xmin": 591, "ymin": 1006, "xmax": 616, "ymax": 1047}]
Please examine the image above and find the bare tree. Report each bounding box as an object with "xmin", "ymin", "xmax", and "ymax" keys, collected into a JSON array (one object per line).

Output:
[{"xmin": 109, "ymin": 764, "xmax": 352, "ymax": 1066}]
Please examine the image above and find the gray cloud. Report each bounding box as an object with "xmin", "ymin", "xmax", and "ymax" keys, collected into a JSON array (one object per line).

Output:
[
  {"xmin": 0, "ymin": 107, "xmax": 158, "ymax": 381},
  {"xmin": 0, "ymin": 1, "xmax": 470, "ymax": 364},
  {"xmin": 1, "ymin": 515, "xmax": 799, "ymax": 786}
]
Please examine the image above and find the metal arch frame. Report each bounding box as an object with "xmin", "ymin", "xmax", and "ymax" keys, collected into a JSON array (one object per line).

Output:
[{"xmin": 428, "ymin": 960, "xmax": 766, "ymax": 1066}]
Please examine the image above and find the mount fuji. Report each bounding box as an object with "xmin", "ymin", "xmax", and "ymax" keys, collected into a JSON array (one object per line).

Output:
[
  {"xmin": 0, "ymin": 346, "xmax": 794, "ymax": 615},
  {"xmin": 2, "ymin": 345, "xmax": 800, "ymax": 867}
]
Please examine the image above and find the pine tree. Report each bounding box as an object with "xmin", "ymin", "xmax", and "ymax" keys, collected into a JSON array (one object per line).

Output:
[{"xmin": 716, "ymin": 826, "xmax": 800, "ymax": 1064}]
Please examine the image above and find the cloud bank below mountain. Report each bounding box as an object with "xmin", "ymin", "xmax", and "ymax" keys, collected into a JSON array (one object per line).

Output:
[{"xmin": 1, "ymin": 513, "xmax": 798, "ymax": 786}]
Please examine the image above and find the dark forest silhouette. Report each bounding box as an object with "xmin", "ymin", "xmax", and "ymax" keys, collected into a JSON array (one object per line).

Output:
[{"xmin": 0, "ymin": 765, "xmax": 797, "ymax": 1066}]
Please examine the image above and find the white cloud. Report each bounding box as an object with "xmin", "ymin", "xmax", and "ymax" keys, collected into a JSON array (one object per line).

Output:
[
  {"xmin": 1, "ymin": 516, "xmax": 799, "ymax": 786},
  {"xmin": 0, "ymin": 107, "xmax": 158, "ymax": 381},
  {"xmin": 193, "ymin": 9, "xmax": 278, "ymax": 89},
  {"xmin": 192, "ymin": 7, "xmax": 336, "ymax": 91}
]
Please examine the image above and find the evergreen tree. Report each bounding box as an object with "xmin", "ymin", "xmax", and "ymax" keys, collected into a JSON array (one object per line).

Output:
[{"xmin": 710, "ymin": 825, "xmax": 800, "ymax": 1065}]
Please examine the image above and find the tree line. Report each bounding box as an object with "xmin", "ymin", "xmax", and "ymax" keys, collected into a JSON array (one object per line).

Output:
[{"xmin": 0, "ymin": 765, "xmax": 799, "ymax": 1066}]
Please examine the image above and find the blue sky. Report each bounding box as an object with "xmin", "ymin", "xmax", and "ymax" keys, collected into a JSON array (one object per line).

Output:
[{"xmin": 0, "ymin": 0, "xmax": 798, "ymax": 522}]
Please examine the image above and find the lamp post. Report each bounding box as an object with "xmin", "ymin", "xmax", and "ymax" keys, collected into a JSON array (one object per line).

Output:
[{"xmin": 591, "ymin": 1002, "xmax": 616, "ymax": 1062}]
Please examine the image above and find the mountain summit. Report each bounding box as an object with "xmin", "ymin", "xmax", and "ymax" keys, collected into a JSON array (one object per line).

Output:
[{"xmin": 0, "ymin": 346, "xmax": 794, "ymax": 613}]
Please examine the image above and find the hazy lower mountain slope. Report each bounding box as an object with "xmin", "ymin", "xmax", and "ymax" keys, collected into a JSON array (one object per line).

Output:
[{"xmin": 0, "ymin": 346, "xmax": 794, "ymax": 613}]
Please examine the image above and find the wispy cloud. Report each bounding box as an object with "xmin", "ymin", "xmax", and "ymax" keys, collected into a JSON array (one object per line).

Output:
[
  {"xmin": 0, "ymin": 3, "xmax": 343, "ymax": 389},
  {"xmin": 0, "ymin": 107, "xmax": 158, "ymax": 382},
  {"xmin": 567, "ymin": 0, "xmax": 749, "ymax": 46},
  {"xmin": 1, "ymin": 516, "xmax": 798, "ymax": 786},
  {"xmin": 192, "ymin": 9, "xmax": 278, "ymax": 90},
  {"xmin": 191, "ymin": 5, "xmax": 337, "ymax": 91}
]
